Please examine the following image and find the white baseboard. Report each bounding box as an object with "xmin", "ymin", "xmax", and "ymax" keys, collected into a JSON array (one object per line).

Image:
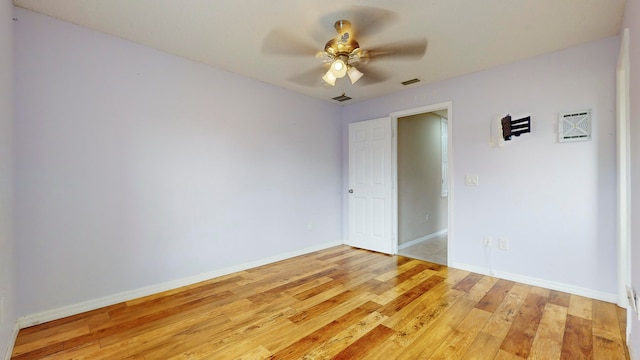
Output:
[
  {"xmin": 17, "ymin": 241, "xmax": 342, "ymax": 329},
  {"xmin": 451, "ymin": 261, "xmax": 617, "ymax": 303},
  {"xmin": 398, "ymin": 229, "xmax": 448, "ymax": 250},
  {"xmin": 3, "ymin": 323, "xmax": 19, "ymax": 360}
]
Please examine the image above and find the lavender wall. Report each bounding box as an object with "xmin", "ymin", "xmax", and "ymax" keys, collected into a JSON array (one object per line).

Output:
[
  {"xmin": 342, "ymin": 36, "xmax": 619, "ymax": 296},
  {"xmin": 622, "ymin": 0, "xmax": 640, "ymax": 357},
  {"xmin": 0, "ymin": 0, "xmax": 15, "ymax": 356},
  {"xmin": 13, "ymin": 8, "xmax": 343, "ymax": 316}
]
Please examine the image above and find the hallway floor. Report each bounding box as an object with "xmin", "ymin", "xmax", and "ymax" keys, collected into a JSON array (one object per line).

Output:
[{"xmin": 397, "ymin": 235, "xmax": 447, "ymax": 265}]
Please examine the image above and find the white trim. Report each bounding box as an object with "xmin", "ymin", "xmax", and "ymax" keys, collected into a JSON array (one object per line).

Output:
[
  {"xmin": 390, "ymin": 101, "xmax": 454, "ymax": 266},
  {"xmin": 398, "ymin": 229, "xmax": 448, "ymax": 250},
  {"xmin": 440, "ymin": 117, "xmax": 449, "ymax": 197},
  {"xmin": 3, "ymin": 323, "xmax": 19, "ymax": 360},
  {"xmin": 17, "ymin": 241, "xmax": 342, "ymax": 328},
  {"xmin": 452, "ymin": 261, "xmax": 617, "ymax": 303},
  {"xmin": 616, "ymin": 28, "xmax": 632, "ymax": 310}
]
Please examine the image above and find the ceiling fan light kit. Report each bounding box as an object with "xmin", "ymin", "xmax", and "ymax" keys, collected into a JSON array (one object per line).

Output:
[{"xmin": 323, "ymin": 55, "xmax": 365, "ymax": 86}]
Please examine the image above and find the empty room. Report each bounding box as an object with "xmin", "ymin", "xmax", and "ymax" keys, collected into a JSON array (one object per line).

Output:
[{"xmin": 2, "ymin": 0, "xmax": 640, "ymax": 359}]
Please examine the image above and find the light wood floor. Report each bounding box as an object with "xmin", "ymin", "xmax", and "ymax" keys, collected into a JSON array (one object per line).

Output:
[{"xmin": 11, "ymin": 246, "xmax": 629, "ymax": 359}]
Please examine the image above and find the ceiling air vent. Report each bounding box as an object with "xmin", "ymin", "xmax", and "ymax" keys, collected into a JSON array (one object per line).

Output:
[
  {"xmin": 401, "ymin": 78, "xmax": 421, "ymax": 86},
  {"xmin": 332, "ymin": 93, "xmax": 352, "ymax": 102},
  {"xmin": 559, "ymin": 109, "xmax": 591, "ymax": 142}
]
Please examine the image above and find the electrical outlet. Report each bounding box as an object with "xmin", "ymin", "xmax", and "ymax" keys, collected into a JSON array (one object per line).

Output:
[
  {"xmin": 465, "ymin": 174, "xmax": 479, "ymax": 186},
  {"xmin": 425, "ymin": 214, "xmax": 429, "ymax": 222},
  {"xmin": 482, "ymin": 236, "xmax": 492, "ymax": 247},
  {"xmin": 307, "ymin": 222, "xmax": 315, "ymax": 231},
  {"xmin": 627, "ymin": 286, "xmax": 638, "ymax": 314},
  {"xmin": 499, "ymin": 237, "xmax": 509, "ymax": 250}
]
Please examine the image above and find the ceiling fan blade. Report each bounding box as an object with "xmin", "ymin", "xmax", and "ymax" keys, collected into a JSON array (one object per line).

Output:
[
  {"xmin": 355, "ymin": 66, "xmax": 389, "ymax": 86},
  {"xmin": 261, "ymin": 29, "xmax": 320, "ymax": 57},
  {"xmin": 364, "ymin": 38, "xmax": 428, "ymax": 61},
  {"xmin": 286, "ymin": 65, "xmax": 328, "ymax": 87}
]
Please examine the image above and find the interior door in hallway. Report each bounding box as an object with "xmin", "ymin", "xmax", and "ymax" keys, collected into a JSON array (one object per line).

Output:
[{"xmin": 347, "ymin": 117, "xmax": 393, "ymax": 254}]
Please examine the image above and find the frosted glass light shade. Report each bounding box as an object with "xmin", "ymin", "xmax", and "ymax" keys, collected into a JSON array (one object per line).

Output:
[
  {"xmin": 322, "ymin": 69, "xmax": 337, "ymax": 86},
  {"xmin": 347, "ymin": 66, "xmax": 363, "ymax": 84}
]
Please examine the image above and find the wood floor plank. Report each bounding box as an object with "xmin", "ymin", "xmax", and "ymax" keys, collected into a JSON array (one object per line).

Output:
[
  {"xmin": 593, "ymin": 299, "xmax": 623, "ymax": 340},
  {"xmin": 453, "ymin": 273, "xmax": 484, "ymax": 292},
  {"xmin": 528, "ymin": 303, "xmax": 568, "ymax": 360},
  {"xmin": 593, "ymin": 335, "xmax": 626, "ymax": 360},
  {"xmin": 494, "ymin": 349, "xmax": 526, "ymax": 360},
  {"xmin": 235, "ymin": 345, "xmax": 272, "ymax": 360},
  {"xmin": 40, "ymin": 341, "xmax": 101, "ymax": 360},
  {"xmin": 568, "ymin": 294, "xmax": 593, "ymax": 320},
  {"xmin": 16, "ymin": 303, "xmax": 123, "ymax": 338},
  {"xmin": 262, "ymin": 295, "xmax": 377, "ymax": 355},
  {"xmin": 428, "ymin": 307, "xmax": 492, "ymax": 359},
  {"xmin": 331, "ymin": 324, "xmax": 395, "ymax": 360},
  {"xmin": 561, "ymin": 314, "xmax": 593, "ymax": 359},
  {"xmin": 372, "ymin": 266, "xmax": 437, "ymax": 305},
  {"xmin": 270, "ymin": 301, "xmax": 381, "ymax": 360},
  {"xmin": 467, "ymin": 276, "xmax": 500, "ymax": 303},
  {"xmin": 438, "ymin": 266, "xmax": 471, "ymax": 286},
  {"xmin": 288, "ymin": 290, "xmax": 358, "ymax": 323},
  {"xmin": 548, "ymin": 290, "xmax": 571, "ymax": 307},
  {"xmin": 528, "ymin": 286, "xmax": 550, "ymax": 298},
  {"xmin": 462, "ymin": 332, "xmax": 503, "ymax": 360},
  {"xmin": 616, "ymin": 305, "xmax": 631, "ymax": 360},
  {"xmin": 592, "ymin": 300, "xmax": 627, "ymax": 360},
  {"xmin": 394, "ymin": 298, "xmax": 479, "ymax": 360},
  {"xmin": 377, "ymin": 275, "xmax": 444, "ymax": 316},
  {"xmin": 476, "ymin": 279, "xmax": 515, "ymax": 313},
  {"xmin": 166, "ymin": 309, "xmax": 297, "ymax": 360},
  {"xmin": 11, "ymin": 323, "xmax": 90, "ymax": 358},
  {"xmin": 10, "ymin": 245, "xmax": 630, "ymax": 360},
  {"xmin": 125, "ymin": 313, "xmax": 232, "ymax": 360},
  {"xmin": 296, "ymin": 311, "xmax": 388, "ymax": 359},
  {"xmin": 482, "ymin": 283, "xmax": 530, "ymax": 339},
  {"xmin": 381, "ymin": 280, "xmax": 463, "ymax": 330},
  {"xmin": 367, "ymin": 289, "xmax": 465, "ymax": 358},
  {"xmin": 499, "ymin": 293, "xmax": 547, "ymax": 358}
]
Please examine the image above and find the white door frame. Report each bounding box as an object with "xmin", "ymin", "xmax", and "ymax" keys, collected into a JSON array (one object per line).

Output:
[
  {"xmin": 390, "ymin": 101, "xmax": 454, "ymax": 264},
  {"xmin": 616, "ymin": 29, "xmax": 631, "ymax": 316}
]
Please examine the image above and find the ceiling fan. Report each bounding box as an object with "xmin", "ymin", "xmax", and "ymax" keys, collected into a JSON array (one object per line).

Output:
[{"xmin": 261, "ymin": 8, "xmax": 427, "ymax": 87}]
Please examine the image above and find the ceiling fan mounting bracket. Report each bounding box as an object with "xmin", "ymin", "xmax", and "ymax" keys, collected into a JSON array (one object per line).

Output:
[
  {"xmin": 334, "ymin": 20, "xmax": 351, "ymax": 34},
  {"xmin": 324, "ymin": 20, "xmax": 360, "ymax": 58}
]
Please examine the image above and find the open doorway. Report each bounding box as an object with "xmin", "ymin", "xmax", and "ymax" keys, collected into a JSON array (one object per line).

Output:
[{"xmin": 393, "ymin": 106, "xmax": 450, "ymax": 265}]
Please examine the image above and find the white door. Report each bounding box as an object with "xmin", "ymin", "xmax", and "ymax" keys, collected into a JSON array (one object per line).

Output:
[{"xmin": 347, "ymin": 117, "xmax": 393, "ymax": 254}]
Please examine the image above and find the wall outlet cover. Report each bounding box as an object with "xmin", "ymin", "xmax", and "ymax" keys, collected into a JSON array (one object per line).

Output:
[
  {"xmin": 499, "ymin": 237, "xmax": 509, "ymax": 250},
  {"xmin": 482, "ymin": 236, "xmax": 492, "ymax": 247},
  {"xmin": 465, "ymin": 174, "xmax": 479, "ymax": 186}
]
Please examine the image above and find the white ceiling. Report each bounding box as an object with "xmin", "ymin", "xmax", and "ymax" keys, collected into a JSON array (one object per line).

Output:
[{"xmin": 13, "ymin": 0, "xmax": 627, "ymax": 104}]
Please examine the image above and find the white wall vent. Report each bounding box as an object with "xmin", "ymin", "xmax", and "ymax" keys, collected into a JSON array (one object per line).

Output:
[{"xmin": 559, "ymin": 109, "xmax": 591, "ymax": 142}]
